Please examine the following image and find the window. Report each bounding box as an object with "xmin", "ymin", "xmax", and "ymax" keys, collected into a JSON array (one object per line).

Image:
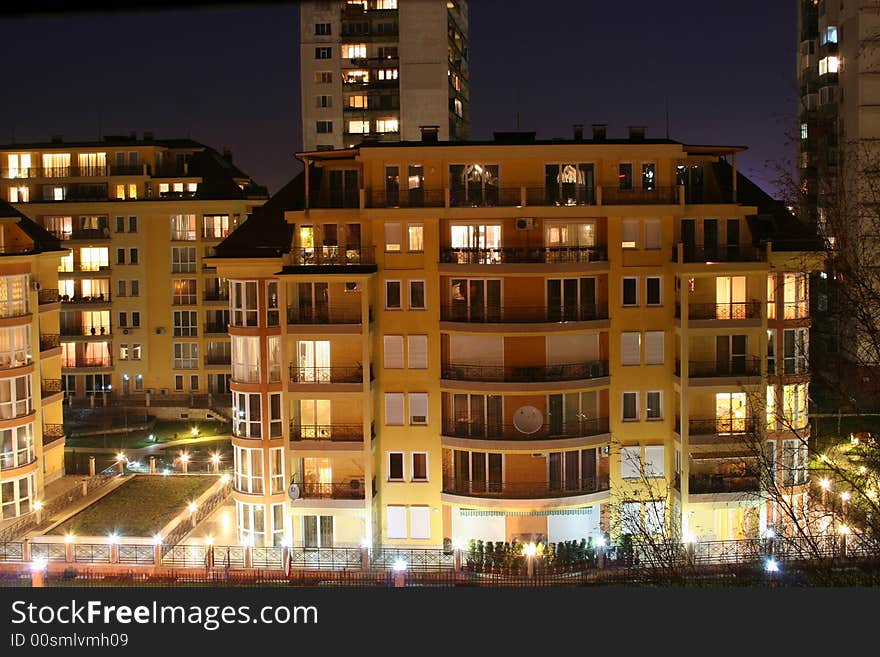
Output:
[
  {"xmin": 266, "ymin": 281, "xmax": 280, "ymax": 327},
  {"xmin": 783, "ymin": 383, "xmax": 809, "ymax": 430},
  {"xmin": 234, "ymin": 446, "xmax": 264, "ymax": 494},
  {"xmin": 119, "ymin": 344, "xmax": 129, "ymax": 360},
  {"xmin": 172, "ymin": 279, "xmax": 197, "ymax": 305},
  {"xmin": 385, "ymin": 393, "xmax": 404, "ymax": 426},
  {"xmin": 173, "ymin": 342, "xmax": 198, "ymax": 369},
  {"xmin": 233, "ymin": 391, "xmax": 261, "ymax": 438},
  {"xmin": 620, "ymin": 446, "xmax": 641, "ymax": 479},
  {"xmin": 621, "ymin": 332, "xmax": 641, "ymax": 366},
  {"xmin": 116, "ymin": 248, "xmax": 125, "ymax": 265},
  {"xmin": 384, "ymin": 223, "xmax": 402, "ymax": 252},
  {"xmin": 821, "ymin": 25, "xmax": 838, "ymax": 44},
  {"xmin": 0, "ymin": 275, "xmax": 29, "ymax": 318},
  {"xmin": 170, "ymin": 214, "xmax": 196, "ymax": 240},
  {"xmin": 316, "ymin": 121, "xmax": 333, "ymax": 134},
  {"xmin": 411, "ymin": 453, "xmax": 428, "ymax": 481},
  {"xmin": 716, "ymin": 392, "xmax": 747, "ymax": 434},
  {"xmin": 115, "ymin": 216, "xmax": 125, "ymax": 233},
  {"xmin": 767, "ymin": 274, "xmax": 776, "ymax": 320},
  {"xmin": 407, "ymin": 223, "xmax": 424, "ymax": 252},
  {"xmin": 117, "ymin": 280, "xmax": 126, "ymax": 298},
  {"xmin": 621, "ymin": 219, "xmax": 639, "ymax": 248},
  {"xmin": 315, "ymin": 22, "xmax": 331, "ymax": 35},
  {"xmin": 818, "ymin": 56, "xmax": 839, "ymax": 75},
  {"xmin": 383, "ymin": 335, "xmax": 404, "ymax": 369},
  {"xmin": 231, "ymin": 281, "xmax": 258, "ymax": 327},
  {"xmin": 267, "ymin": 336, "xmax": 281, "ymax": 384},
  {"xmin": 0, "ymin": 424, "xmax": 34, "ymax": 471},
  {"xmin": 130, "ymin": 280, "xmax": 139, "ymax": 297},
  {"xmin": 386, "ymin": 506, "xmax": 406, "ymax": 539},
  {"xmin": 269, "ymin": 392, "xmax": 282, "ymax": 437},
  {"xmin": 1, "ymin": 472, "xmax": 35, "ymax": 519},
  {"xmin": 232, "ymin": 336, "xmax": 260, "ymax": 382},
  {"xmin": 388, "ymin": 452, "xmax": 404, "ymax": 480},
  {"xmin": 623, "ymin": 392, "xmax": 639, "ymax": 421},
  {"xmin": 800, "ymin": 123, "xmax": 809, "ymax": 140},
  {"xmin": 347, "ymin": 94, "xmax": 368, "ymax": 109},
  {"xmin": 449, "ymin": 165, "xmax": 500, "ymax": 207},
  {"xmin": 347, "ymin": 120, "xmax": 370, "ymax": 134},
  {"xmin": 409, "ymin": 280, "xmax": 425, "ymax": 309},
  {"xmin": 78, "ymin": 247, "xmax": 108, "ymax": 271},
  {"xmin": 385, "ymin": 280, "xmax": 401, "ymax": 309},
  {"xmin": 342, "ymin": 43, "xmax": 366, "ymax": 59},
  {"xmin": 618, "ymin": 163, "xmax": 633, "ymax": 190},
  {"xmin": 376, "ymin": 118, "xmax": 399, "ymax": 133},
  {"xmin": 645, "ymin": 500, "xmax": 665, "ymax": 535},
  {"xmin": 315, "ymin": 46, "xmax": 332, "ymax": 59},
  {"xmin": 0, "ymin": 325, "xmax": 30, "ymax": 368},
  {"xmin": 408, "ymin": 335, "xmax": 427, "ymax": 369},
  {"xmin": 174, "ymin": 374, "xmax": 184, "ymax": 391},
  {"xmin": 316, "ymin": 95, "xmax": 332, "ymax": 108},
  {"xmin": 131, "ymin": 311, "xmax": 140, "ymax": 327},
  {"xmin": 315, "ymin": 71, "xmax": 332, "ymax": 83},
  {"xmin": 646, "ymin": 277, "xmax": 662, "ymax": 305},
  {"xmin": 646, "ymin": 391, "xmax": 663, "ymax": 420},
  {"xmin": 128, "ymin": 216, "xmax": 137, "ymax": 232},
  {"xmin": 641, "ymin": 163, "xmax": 656, "ymax": 190},
  {"xmin": 645, "ymin": 331, "xmax": 664, "ymax": 365},
  {"xmin": 171, "ymin": 246, "xmax": 196, "ymax": 273},
  {"xmin": 644, "ymin": 445, "xmax": 665, "ymax": 477},
  {"xmin": 173, "ymin": 310, "xmax": 198, "ymax": 337},
  {"xmin": 644, "ymin": 219, "xmax": 661, "ymax": 249},
  {"xmin": 203, "ymin": 215, "xmax": 230, "ymax": 239},
  {"xmin": 409, "ymin": 506, "xmax": 430, "ymax": 539},
  {"xmin": 376, "ymin": 68, "xmax": 398, "ymax": 81},
  {"xmin": 767, "ymin": 329, "xmax": 777, "ymax": 376},
  {"xmin": 269, "ymin": 447, "xmax": 284, "ymax": 494},
  {"xmin": 409, "ymin": 393, "xmax": 428, "ymax": 425},
  {"xmin": 0, "ymin": 375, "xmax": 32, "ymax": 420},
  {"xmin": 302, "ymin": 515, "xmax": 333, "ymax": 549},
  {"xmin": 622, "ymin": 277, "xmax": 638, "ymax": 306}
]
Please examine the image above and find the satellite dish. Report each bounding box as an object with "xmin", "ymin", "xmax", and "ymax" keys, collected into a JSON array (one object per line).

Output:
[
  {"xmin": 287, "ymin": 482, "xmax": 300, "ymax": 501},
  {"xmin": 513, "ymin": 405, "xmax": 543, "ymax": 434}
]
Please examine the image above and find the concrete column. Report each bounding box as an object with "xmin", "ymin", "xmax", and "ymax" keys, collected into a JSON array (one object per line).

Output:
[
  {"xmin": 393, "ymin": 570, "xmax": 405, "ymax": 588},
  {"xmin": 153, "ymin": 545, "xmax": 162, "ymax": 566},
  {"xmin": 116, "ymin": 460, "xmax": 125, "ymax": 475},
  {"xmin": 31, "ymin": 568, "xmax": 45, "ymax": 588},
  {"xmin": 110, "ymin": 543, "xmax": 119, "ymax": 564},
  {"xmin": 244, "ymin": 546, "xmax": 252, "ymax": 569},
  {"xmin": 22, "ymin": 539, "xmax": 31, "ymax": 562},
  {"xmin": 81, "ymin": 480, "xmax": 88, "ymax": 496},
  {"xmin": 182, "ymin": 460, "xmax": 189, "ymax": 474},
  {"xmin": 65, "ymin": 542, "xmax": 74, "ymax": 563},
  {"xmin": 596, "ymin": 186, "xmax": 603, "ymax": 205}
]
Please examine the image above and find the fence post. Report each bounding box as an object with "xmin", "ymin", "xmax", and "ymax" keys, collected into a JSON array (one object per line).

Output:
[
  {"xmin": 453, "ymin": 547, "xmax": 461, "ymax": 572},
  {"xmin": 88, "ymin": 456, "xmax": 96, "ymax": 477},
  {"xmin": 597, "ymin": 545, "xmax": 605, "ymax": 569},
  {"xmin": 393, "ymin": 570, "xmax": 405, "ymax": 588},
  {"xmin": 81, "ymin": 479, "xmax": 88, "ymax": 496},
  {"xmin": 65, "ymin": 541, "xmax": 74, "ymax": 563},
  {"xmin": 360, "ymin": 545, "xmax": 370, "ymax": 570},
  {"xmin": 153, "ymin": 544, "xmax": 162, "ymax": 566},
  {"xmin": 110, "ymin": 542, "xmax": 119, "ymax": 564},
  {"xmin": 149, "ymin": 457, "xmax": 156, "ymax": 474},
  {"xmin": 244, "ymin": 545, "xmax": 252, "ymax": 569},
  {"xmin": 22, "ymin": 538, "xmax": 30, "ymax": 563}
]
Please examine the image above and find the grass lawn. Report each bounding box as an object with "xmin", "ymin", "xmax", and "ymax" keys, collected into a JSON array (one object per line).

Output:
[
  {"xmin": 65, "ymin": 420, "xmax": 230, "ymax": 449},
  {"xmin": 50, "ymin": 475, "xmax": 219, "ymax": 538}
]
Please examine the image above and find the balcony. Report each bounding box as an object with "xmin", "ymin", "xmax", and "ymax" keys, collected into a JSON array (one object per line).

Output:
[
  {"xmin": 203, "ymin": 291, "xmax": 229, "ymax": 302},
  {"xmin": 39, "ymin": 333, "xmax": 60, "ymax": 352},
  {"xmin": 42, "ymin": 424, "xmax": 64, "ymax": 447},
  {"xmin": 293, "ymin": 481, "xmax": 366, "ymax": 500},
  {"xmin": 678, "ymin": 417, "xmax": 758, "ymax": 437},
  {"xmin": 440, "ymin": 304, "xmax": 608, "ymax": 324},
  {"xmin": 41, "ymin": 379, "xmax": 62, "ymax": 398},
  {"xmin": 64, "ymin": 358, "xmax": 112, "ymax": 369},
  {"xmin": 203, "ymin": 322, "xmax": 229, "ymax": 335},
  {"xmin": 289, "ymin": 365, "xmax": 364, "ymax": 384},
  {"xmin": 61, "ymin": 293, "xmax": 111, "ymax": 305},
  {"xmin": 289, "ymin": 423, "xmax": 364, "ymax": 442},
  {"xmin": 49, "ymin": 228, "xmax": 110, "ymax": 241},
  {"xmin": 688, "ymin": 473, "xmax": 760, "ymax": 494},
  {"xmin": 311, "ymin": 191, "xmax": 360, "ymax": 209},
  {"xmin": 442, "ymin": 476, "xmax": 610, "ymax": 499},
  {"xmin": 673, "ymin": 244, "xmax": 765, "ymax": 263},
  {"xmin": 109, "ymin": 164, "xmax": 149, "ymax": 176},
  {"xmin": 288, "ymin": 246, "xmax": 375, "ymax": 267},
  {"xmin": 287, "ymin": 308, "xmax": 363, "ymax": 325},
  {"xmin": 524, "ymin": 187, "xmax": 595, "ymax": 206},
  {"xmin": 676, "ymin": 301, "xmax": 761, "ymax": 321},
  {"xmin": 449, "ymin": 187, "xmax": 521, "ymax": 208},
  {"xmin": 204, "ymin": 355, "xmax": 231, "ymax": 366},
  {"xmin": 442, "ymin": 361, "xmax": 608, "ymax": 383},
  {"xmin": 442, "ymin": 418, "xmax": 610, "ymax": 441},
  {"xmin": 600, "ymin": 186, "xmax": 678, "ymax": 205},
  {"xmin": 38, "ymin": 288, "xmax": 59, "ymax": 305},
  {"xmin": 60, "ymin": 326, "xmax": 110, "ymax": 337},
  {"xmin": 364, "ymin": 188, "xmax": 445, "ymax": 208},
  {"xmin": 440, "ymin": 246, "xmax": 607, "ymax": 265},
  {"xmin": 1, "ymin": 165, "xmax": 108, "ymax": 178},
  {"xmin": 675, "ymin": 358, "xmax": 762, "ymax": 379},
  {"xmin": 782, "ymin": 302, "xmax": 810, "ymax": 320}
]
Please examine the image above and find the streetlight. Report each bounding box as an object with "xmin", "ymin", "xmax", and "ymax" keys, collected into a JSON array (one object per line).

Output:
[
  {"xmin": 187, "ymin": 501, "xmax": 198, "ymax": 514},
  {"xmin": 524, "ymin": 542, "xmax": 537, "ymax": 578},
  {"xmin": 210, "ymin": 452, "xmax": 221, "ymax": 474},
  {"xmin": 180, "ymin": 452, "xmax": 190, "ymax": 474}
]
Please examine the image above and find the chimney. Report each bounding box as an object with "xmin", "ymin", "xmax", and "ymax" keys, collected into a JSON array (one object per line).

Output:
[
  {"xmin": 222, "ymin": 147, "xmax": 233, "ymax": 163},
  {"xmin": 628, "ymin": 125, "xmax": 646, "ymax": 141},
  {"xmin": 419, "ymin": 125, "xmax": 439, "ymax": 144},
  {"xmin": 573, "ymin": 124, "xmax": 584, "ymax": 141},
  {"xmin": 50, "ymin": 134, "xmax": 63, "ymax": 144},
  {"xmin": 591, "ymin": 123, "xmax": 607, "ymax": 141},
  {"xmin": 143, "ymin": 131, "xmax": 154, "ymax": 141}
]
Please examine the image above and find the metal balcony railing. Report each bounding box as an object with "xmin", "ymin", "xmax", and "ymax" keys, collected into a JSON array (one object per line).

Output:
[
  {"xmin": 676, "ymin": 301, "xmax": 761, "ymax": 320},
  {"xmin": 60, "ymin": 326, "xmax": 110, "ymax": 337},
  {"xmin": 524, "ymin": 187, "xmax": 596, "ymax": 206},
  {"xmin": 41, "ymin": 379, "xmax": 62, "ymax": 396},
  {"xmin": 38, "ymin": 288, "xmax": 59, "ymax": 305},
  {"xmin": 440, "ymin": 304, "xmax": 608, "ymax": 323},
  {"xmin": 440, "ymin": 246, "xmax": 607, "ymax": 265},
  {"xmin": 675, "ymin": 358, "xmax": 761, "ymax": 378},
  {"xmin": 684, "ymin": 418, "xmax": 758, "ymax": 436},
  {"xmin": 289, "ymin": 424, "xmax": 364, "ymax": 441},
  {"xmin": 311, "ymin": 191, "xmax": 360, "ymax": 209},
  {"xmin": 39, "ymin": 334, "xmax": 60, "ymax": 351},
  {"xmin": 442, "ymin": 360, "xmax": 609, "ymax": 383},
  {"xmin": 673, "ymin": 243, "xmax": 765, "ymax": 263},
  {"xmin": 203, "ymin": 291, "xmax": 229, "ymax": 302},
  {"xmin": 448, "ymin": 187, "xmax": 521, "ymax": 208},
  {"xmin": 204, "ymin": 355, "xmax": 231, "ymax": 366},
  {"xmin": 688, "ymin": 473, "xmax": 761, "ymax": 494},
  {"xmin": 286, "ymin": 308, "xmax": 363, "ymax": 324},
  {"xmin": 442, "ymin": 476, "xmax": 610, "ymax": 499},
  {"xmin": 67, "ymin": 358, "xmax": 112, "ymax": 368},
  {"xmin": 293, "ymin": 481, "xmax": 366, "ymax": 500},
  {"xmin": 1, "ymin": 165, "xmax": 108, "ymax": 178},
  {"xmin": 289, "ymin": 246, "xmax": 375, "ymax": 266},
  {"xmin": 783, "ymin": 302, "xmax": 810, "ymax": 320},
  {"xmin": 289, "ymin": 365, "xmax": 364, "ymax": 384},
  {"xmin": 203, "ymin": 322, "xmax": 229, "ymax": 334},
  {"xmin": 49, "ymin": 228, "xmax": 110, "ymax": 241},
  {"xmin": 601, "ymin": 185, "xmax": 678, "ymax": 205},
  {"xmin": 42, "ymin": 424, "xmax": 64, "ymax": 445},
  {"xmin": 61, "ymin": 293, "xmax": 111, "ymax": 304},
  {"xmin": 364, "ymin": 188, "xmax": 445, "ymax": 208},
  {"xmin": 442, "ymin": 417, "xmax": 610, "ymax": 441}
]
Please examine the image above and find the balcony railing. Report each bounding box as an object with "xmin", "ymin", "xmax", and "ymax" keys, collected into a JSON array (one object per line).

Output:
[
  {"xmin": 289, "ymin": 246, "xmax": 375, "ymax": 266},
  {"xmin": 442, "ymin": 360, "xmax": 609, "ymax": 383},
  {"xmin": 60, "ymin": 326, "xmax": 110, "ymax": 337},
  {"xmin": 39, "ymin": 334, "xmax": 60, "ymax": 351},
  {"xmin": 109, "ymin": 164, "xmax": 148, "ymax": 176},
  {"xmin": 442, "ymin": 476, "xmax": 610, "ymax": 499},
  {"xmin": 442, "ymin": 418, "xmax": 610, "ymax": 441},
  {"xmin": 601, "ymin": 186, "xmax": 678, "ymax": 205},
  {"xmin": 524, "ymin": 187, "xmax": 595, "ymax": 206},
  {"xmin": 293, "ymin": 481, "xmax": 366, "ymax": 500},
  {"xmin": 289, "ymin": 424, "xmax": 364, "ymax": 442},
  {"xmin": 689, "ymin": 473, "xmax": 760, "ymax": 494},
  {"xmin": 673, "ymin": 243, "xmax": 764, "ymax": 263},
  {"xmin": 286, "ymin": 308, "xmax": 363, "ymax": 324},
  {"xmin": 682, "ymin": 417, "xmax": 758, "ymax": 436},
  {"xmin": 364, "ymin": 188, "xmax": 445, "ymax": 208},
  {"xmin": 440, "ymin": 304, "xmax": 608, "ymax": 323},
  {"xmin": 61, "ymin": 293, "xmax": 111, "ymax": 304},
  {"xmin": 66, "ymin": 358, "xmax": 112, "ymax": 368},
  {"xmin": 440, "ymin": 246, "xmax": 607, "ymax": 265},
  {"xmin": 49, "ymin": 228, "xmax": 110, "ymax": 241},
  {"xmin": 676, "ymin": 301, "xmax": 761, "ymax": 321},
  {"xmin": 204, "ymin": 322, "xmax": 229, "ymax": 334},
  {"xmin": 204, "ymin": 355, "xmax": 231, "ymax": 366},
  {"xmin": 783, "ymin": 302, "xmax": 810, "ymax": 320},
  {"xmin": 203, "ymin": 291, "xmax": 229, "ymax": 302},
  {"xmin": 289, "ymin": 365, "xmax": 363, "ymax": 384},
  {"xmin": 41, "ymin": 379, "xmax": 62, "ymax": 397},
  {"xmin": 675, "ymin": 358, "xmax": 762, "ymax": 378},
  {"xmin": 42, "ymin": 424, "xmax": 64, "ymax": 446},
  {"xmin": 311, "ymin": 191, "xmax": 360, "ymax": 209},
  {"xmin": 449, "ymin": 187, "xmax": 521, "ymax": 208},
  {"xmin": 38, "ymin": 288, "xmax": 59, "ymax": 305},
  {"xmin": 1, "ymin": 166, "xmax": 108, "ymax": 178}
]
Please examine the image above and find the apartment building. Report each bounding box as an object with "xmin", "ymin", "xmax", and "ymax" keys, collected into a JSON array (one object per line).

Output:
[
  {"xmin": 0, "ymin": 135, "xmax": 267, "ymax": 413},
  {"xmin": 212, "ymin": 127, "xmax": 821, "ymax": 548},
  {"xmin": 0, "ymin": 200, "xmax": 66, "ymax": 522},
  {"xmin": 300, "ymin": 0, "xmax": 469, "ymax": 151}
]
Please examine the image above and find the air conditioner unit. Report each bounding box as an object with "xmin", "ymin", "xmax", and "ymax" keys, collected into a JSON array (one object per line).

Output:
[
  {"xmin": 31, "ymin": 281, "xmax": 42, "ymax": 292},
  {"xmin": 516, "ymin": 217, "xmax": 536, "ymax": 230}
]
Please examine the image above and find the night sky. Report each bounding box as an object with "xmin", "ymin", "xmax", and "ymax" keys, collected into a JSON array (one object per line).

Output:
[{"xmin": 0, "ymin": 1, "xmax": 795, "ymax": 196}]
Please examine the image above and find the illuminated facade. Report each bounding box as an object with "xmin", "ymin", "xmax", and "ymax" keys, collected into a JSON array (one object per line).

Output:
[
  {"xmin": 0, "ymin": 136, "xmax": 267, "ymax": 413},
  {"xmin": 213, "ymin": 128, "xmax": 820, "ymax": 548},
  {"xmin": 300, "ymin": 0, "xmax": 469, "ymax": 151},
  {"xmin": 0, "ymin": 200, "xmax": 66, "ymax": 522}
]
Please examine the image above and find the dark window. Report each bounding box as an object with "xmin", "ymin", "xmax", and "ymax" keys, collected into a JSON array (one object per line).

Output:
[
  {"xmin": 315, "ymin": 23, "xmax": 331, "ymax": 35},
  {"xmin": 115, "ymin": 216, "xmax": 125, "ymax": 233},
  {"xmin": 646, "ymin": 277, "xmax": 661, "ymax": 305},
  {"xmin": 619, "ymin": 163, "xmax": 633, "ymax": 190},
  {"xmin": 623, "ymin": 278, "xmax": 637, "ymax": 306},
  {"xmin": 623, "ymin": 392, "xmax": 638, "ymax": 420},
  {"xmin": 388, "ymin": 453, "xmax": 404, "ymax": 480},
  {"xmin": 386, "ymin": 281, "xmax": 401, "ymax": 309},
  {"xmin": 316, "ymin": 121, "xmax": 333, "ymax": 134},
  {"xmin": 315, "ymin": 47, "xmax": 332, "ymax": 59}
]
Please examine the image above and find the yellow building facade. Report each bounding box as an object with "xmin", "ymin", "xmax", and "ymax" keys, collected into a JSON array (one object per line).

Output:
[
  {"xmin": 0, "ymin": 136, "xmax": 267, "ymax": 413},
  {"xmin": 213, "ymin": 129, "xmax": 819, "ymax": 548},
  {"xmin": 0, "ymin": 200, "xmax": 66, "ymax": 523}
]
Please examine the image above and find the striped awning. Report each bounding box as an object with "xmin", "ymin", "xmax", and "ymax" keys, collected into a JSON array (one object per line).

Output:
[{"xmin": 460, "ymin": 508, "xmax": 595, "ymax": 517}]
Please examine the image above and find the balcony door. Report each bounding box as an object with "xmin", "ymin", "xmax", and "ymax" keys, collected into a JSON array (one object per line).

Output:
[
  {"xmin": 704, "ymin": 219, "xmax": 719, "ymax": 260},
  {"xmin": 303, "ymin": 515, "xmax": 333, "ymax": 549},
  {"xmin": 547, "ymin": 277, "xmax": 596, "ymax": 321},
  {"xmin": 715, "ymin": 392, "xmax": 747, "ymax": 434},
  {"xmin": 292, "ymin": 282, "xmax": 329, "ymax": 323},
  {"xmin": 681, "ymin": 219, "xmax": 696, "ymax": 261},
  {"xmin": 298, "ymin": 399, "xmax": 331, "ymax": 438},
  {"xmin": 548, "ymin": 391, "xmax": 598, "ymax": 436},
  {"xmin": 453, "ymin": 451, "xmax": 502, "ymax": 494},
  {"xmin": 715, "ymin": 335, "xmax": 747, "ymax": 375},
  {"xmin": 302, "ymin": 457, "xmax": 332, "ymax": 496},
  {"xmin": 715, "ymin": 276, "xmax": 746, "ymax": 319},
  {"xmin": 450, "ymin": 224, "xmax": 501, "ymax": 263},
  {"xmin": 449, "ymin": 278, "xmax": 501, "ymax": 321},
  {"xmin": 451, "ymin": 393, "xmax": 502, "ymax": 438},
  {"xmin": 297, "ymin": 340, "xmax": 330, "ymax": 382}
]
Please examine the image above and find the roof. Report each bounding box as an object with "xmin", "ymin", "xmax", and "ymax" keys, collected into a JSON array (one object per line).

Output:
[
  {"xmin": 0, "ymin": 199, "xmax": 65, "ymax": 254},
  {"xmin": 0, "ymin": 136, "xmax": 207, "ymax": 150}
]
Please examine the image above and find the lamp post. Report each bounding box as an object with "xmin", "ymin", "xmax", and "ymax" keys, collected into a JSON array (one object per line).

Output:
[
  {"xmin": 211, "ymin": 453, "xmax": 221, "ymax": 474},
  {"xmin": 180, "ymin": 452, "xmax": 190, "ymax": 474},
  {"xmin": 115, "ymin": 451, "xmax": 126, "ymax": 475},
  {"xmin": 187, "ymin": 501, "xmax": 198, "ymax": 528},
  {"xmin": 524, "ymin": 542, "xmax": 536, "ymax": 579}
]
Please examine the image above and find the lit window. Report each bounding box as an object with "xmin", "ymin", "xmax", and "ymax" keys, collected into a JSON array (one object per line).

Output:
[
  {"xmin": 347, "ymin": 120, "xmax": 370, "ymax": 134},
  {"xmin": 342, "ymin": 44, "xmax": 367, "ymax": 59},
  {"xmin": 800, "ymin": 123, "xmax": 808, "ymax": 140},
  {"xmin": 821, "ymin": 26, "xmax": 838, "ymax": 45},
  {"xmin": 376, "ymin": 118, "xmax": 399, "ymax": 133},
  {"xmin": 347, "ymin": 94, "xmax": 368, "ymax": 108},
  {"xmin": 819, "ymin": 56, "xmax": 839, "ymax": 75},
  {"xmin": 377, "ymin": 68, "xmax": 398, "ymax": 81},
  {"xmin": 343, "ymin": 69, "xmax": 369, "ymax": 84}
]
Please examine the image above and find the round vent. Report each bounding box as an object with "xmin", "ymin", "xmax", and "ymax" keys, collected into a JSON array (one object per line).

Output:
[{"xmin": 513, "ymin": 405, "xmax": 543, "ymax": 434}]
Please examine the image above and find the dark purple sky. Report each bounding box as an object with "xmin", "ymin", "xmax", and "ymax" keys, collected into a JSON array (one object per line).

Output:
[{"xmin": 0, "ymin": 1, "xmax": 795, "ymax": 195}]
